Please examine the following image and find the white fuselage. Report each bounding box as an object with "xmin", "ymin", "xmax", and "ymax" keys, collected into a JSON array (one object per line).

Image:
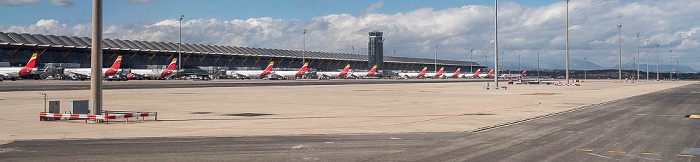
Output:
[
  {"xmin": 459, "ymin": 73, "xmax": 478, "ymax": 78},
  {"xmin": 229, "ymin": 70, "xmax": 269, "ymax": 79},
  {"xmin": 0, "ymin": 67, "xmax": 37, "ymax": 78},
  {"xmin": 350, "ymin": 71, "xmax": 372, "ymax": 78},
  {"xmin": 64, "ymin": 68, "xmax": 122, "ymax": 77},
  {"xmin": 272, "ymin": 71, "xmax": 304, "ymax": 79},
  {"xmin": 397, "ymin": 72, "xmax": 424, "ymax": 78},
  {"xmin": 424, "ymin": 73, "xmax": 442, "ymax": 78},
  {"xmin": 130, "ymin": 69, "xmax": 174, "ymax": 79},
  {"xmin": 317, "ymin": 71, "xmax": 348, "ymax": 79}
]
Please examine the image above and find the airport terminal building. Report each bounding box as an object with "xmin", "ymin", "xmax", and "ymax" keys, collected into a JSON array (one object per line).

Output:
[{"xmin": 0, "ymin": 32, "xmax": 485, "ymax": 75}]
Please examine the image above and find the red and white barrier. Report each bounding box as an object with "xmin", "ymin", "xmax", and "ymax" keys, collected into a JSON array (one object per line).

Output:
[
  {"xmin": 103, "ymin": 112, "xmax": 157, "ymax": 119},
  {"xmin": 40, "ymin": 112, "xmax": 104, "ymax": 119},
  {"xmin": 40, "ymin": 112, "xmax": 158, "ymax": 122}
]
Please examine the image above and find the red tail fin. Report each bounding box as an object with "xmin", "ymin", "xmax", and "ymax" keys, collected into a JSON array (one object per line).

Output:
[
  {"xmin": 520, "ymin": 70, "xmax": 526, "ymax": 77},
  {"xmin": 435, "ymin": 67, "xmax": 444, "ymax": 77},
  {"xmin": 165, "ymin": 58, "xmax": 177, "ymax": 71},
  {"xmin": 339, "ymin": 64, "xmax": 350, "ymax": 77},
  {"xmin": 485, "ymin": 69, "xmax": 494, "ymax": 77},
  {"xmin": 295, "ymin": 62, "xmax": 308, "ymax": 77},
  {"xmin": 110, "ymin": 56, "xmax": 122, "ymax": 70},
  {"xmin": 19, "ymin": 53, "xmax": 38, "ymax": 77},
  {"xmin": 418, "ymin": 67, "xmax": 427, "ymax": 77},
  {"xmin": 366, "ymin": 65, "xmax": 377, "ymax": 77},
  {"xmin": 263, "ymin": 61, "xmax": 274, "ymax": 73},
  {"xmin": 105, "ymin": 56, "xmax": 122, "ymax": 77},
  {"xmin": 24, "ymin": 53, "xmax": 37, "ymax": 69},
  {"xmin": 453, "ymin": 68, "xmax": 461, "ymax": 77},
  {"xmin": 473, "ymin": 69, "xmax": 481, "ymax": 77},
  {"xmin": 159, "ymin": 58, "xmax": 178, "ymax": 78}
]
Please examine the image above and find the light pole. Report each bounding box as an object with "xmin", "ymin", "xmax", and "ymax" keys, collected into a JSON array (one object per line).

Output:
[
  {"xmin": 537, "ymin": 53, "xmax": 540, "ymax": 79},
  {"xmin": 351, "ymin": 46, "xmax": 354, "ymax": 54},
  {"xmin": 636, "ymin": 33, "xmax": 640, "ymax": 80},
  {"xmin": 393, "ymin": 49, "xmax": 396, "ymax": 57},
  {"xmin": 178, "ymin": 15, "xmax": 184, "ymax": 77},
  {"xmin": 655, "ymin": 44, "xmax": 659, "ymax": 80},
  {"xmin": 434, "ymin": 44, "xmax": 438, "ymax": 73},
  {"xmin": 565, "ymin": 0, "xmax": 571, "ymax": 84},
  {"xmin": 675, "ymin": 60, "xmax": 679, "ymax": 81},
  {"xmin": 633, "ymin": 57, "xmax": 636, "ymax": 79},
  {"xmin": 470, "ymin": 48, "xmax": 474, "ymax": 73},
  {"xmin": 617, "ymin": 25, "xmax": 622, "ymax": 82},
  {"xmin": 494, "ymin": 0, "xmax": 499, "ymax": 88},
  {"xmin": 645, "ymin": 39, "xmax": 649, "ymax": 80},
  {"xmin": 584, "ymin": 57, "xmax": 587, "ymax": 79},
  {"xmin": 518, "ymin": 54, "xmax": 520, "ymax": 73},
  {"xmin": 303, "ymin": 29, "xmax": 307, "ymax": 64},
  {"xmin": 669, "ymin": 50, "xmax": 672, "ymax": 80},
  {"xmin": 90, "ymin": 0, "xmax": 103, "ymax": 115}
]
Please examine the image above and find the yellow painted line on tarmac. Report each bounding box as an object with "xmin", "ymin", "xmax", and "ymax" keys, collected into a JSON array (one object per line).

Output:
[
  {"xmin": 576, "ymin": 149, "xmax": 593, "ymax": 152},
  {"xmin": 608, "ymin": 150, "xmax": 626, "ymax": 154},
  {"xmin": 641, "ymin": 152, "xmax": 659, "ymax": 155},
  {"xmin": 677, "ymin": 154, "xmax": 696, "ymax": 157}
]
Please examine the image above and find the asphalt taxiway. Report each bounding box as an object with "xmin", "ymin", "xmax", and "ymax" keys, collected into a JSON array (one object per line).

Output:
[{"xmin": 0, "ymin": 83, "xmax": 697, "ymax": 161}]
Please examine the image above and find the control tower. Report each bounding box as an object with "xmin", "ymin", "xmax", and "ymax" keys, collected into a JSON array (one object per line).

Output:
[{"xmin": 368, "ymin": 31, "xmax": 383, "ymax": 69}]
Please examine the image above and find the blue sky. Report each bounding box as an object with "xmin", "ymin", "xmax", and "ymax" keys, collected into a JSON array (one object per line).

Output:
[{"xmin": 2, "ymin": 0, "xmax": 562, "ymax": 26}]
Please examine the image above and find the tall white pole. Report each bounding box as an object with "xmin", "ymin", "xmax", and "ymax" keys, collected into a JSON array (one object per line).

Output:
[
  {"xmin": 636, "ymin": 33, "xmax": 640, "ymax": 80},
  {"xmin": 645, "ymin": 39, "xmax": 649, "ymax": 80},
  {"xmin": 90, "ymin": 0, "xmax": 103, "ymax": 115},
  {"xmin": 434, "ymin": 44, "xmax": 438, "ymax": 73},
  {"xmin": 565, "ymin": 0, "xmax": 570, "ymax": 84},
  {"xmin": 303, "ymin": 29, "xmax": 306, "ymax": 64},
  {"xmin": 178, "ymin": 15, "xmax": 183, "ymax": 77},
  {"xmin": 494, "ymin": 0, "xmax": 499, "ymax": 87},
  {"xmin": 470, "ymin": 48, "xmax": 473, "ymax": 73},
  {"xmin": 656, "ymin": 44, "xmax": 659, "ymax": 80},
  {"xmin": 669, "ymin": 50, "xmax": 672, "ymax": 80},
  {"xmin": 617, "ymin": 25, "xmax": 622, "ymax": 82}
]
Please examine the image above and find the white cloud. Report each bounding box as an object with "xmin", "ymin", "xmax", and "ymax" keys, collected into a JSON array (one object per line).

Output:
[
  {"xmin": 49, "ymin": 0, "xmax": 73, "ymax": 6},
  {"xmin": 1, "ymin": 0, "xmax": 699, "ymax": 71},
  {"xmin": 0, "ymin": 0, "xmax": 39, "ymax": 6},
  {"xmin": 358, "ymin": 1, "xmax": 383, "ymax": 16}
]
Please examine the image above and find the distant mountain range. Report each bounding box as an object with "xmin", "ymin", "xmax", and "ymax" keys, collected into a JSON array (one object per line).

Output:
[{"xmin": 475, "ymin": 59, "xmax": 697, "ymax": 73}]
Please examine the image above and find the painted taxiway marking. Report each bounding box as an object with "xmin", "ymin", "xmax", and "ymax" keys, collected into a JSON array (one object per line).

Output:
[
  {"xmin": 677, "ymin": 154, "xmax": 696, "ymax": 157},
  {"xmin": 576, "ymin": 149, "xmax": 593, "ymax": 152},
  {"xmin": 641, "ymin": 153, "xmax": 660, "ymax": 155},
  {"xmin": 686, "ymin": 115, "xmax": 700, "ymax": 119},
  {"xmin": 635, "ymin": 114, "xmax": 684, "ymax": 117},
  {"xmin": 608, "ymin": 150, "xmax": 626, "ymax": 154}
]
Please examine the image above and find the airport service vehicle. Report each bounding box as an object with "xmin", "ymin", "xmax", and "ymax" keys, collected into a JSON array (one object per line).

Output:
[
  {"xmin": 460, "ymin": 69, "xmax": 481, "ymax": 78},
  {"xmin": 424, "ymin": 67, "xmax": 444, "ymax": 79},
  {"xmin": 350, "ymin": 65, "xmax": 377, "ymax": 79},
  {"xmin": 440, "ymin": 68, "xmax": 461, "ymax": 78},
  {"xmin": 499, "ymin": 70, "xmax": 527, "ymax": 78},
  {"xmin": 317, "ymin": 64, "xmax": 351, "ymax": 79},
  {"xmin": 229, "ymin": 61, "xmax": 274, "ymax": 79},
  {"xmin": 398, "ymin": 67, "xmax": 428, "ymax": 79},
  {"xmin": 0, "ymin": 53, "xmax": 37, "ymax": 81},
  {"xmin": 64, "ymin": 56, "xmax": 123, "ymax": 80},
  {"xmin": 478, "ymin": 69, "xmax": 495, "ymax": 78},
  {"xmin": 127, "ymin": 58, "xmax": 178, "ymax": 79},
  {"xmin": 271, "ymin": 62, "xmax": 308, "ymax": 79}
]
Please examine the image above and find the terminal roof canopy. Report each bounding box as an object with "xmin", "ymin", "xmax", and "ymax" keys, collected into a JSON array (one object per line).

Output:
[{"xmin": 0, "ymin": 32, "xmax": 480, "ymax": 67}]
